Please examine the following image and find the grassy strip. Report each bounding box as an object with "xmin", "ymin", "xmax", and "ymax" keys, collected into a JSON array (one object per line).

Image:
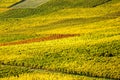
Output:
[
  {"xmin": 0, "ymin": 68, "xmax": 109, "ymax": 80},
  {"xmin": 11, "ymin": 0, "xmax": 49, "ymax": 8}
]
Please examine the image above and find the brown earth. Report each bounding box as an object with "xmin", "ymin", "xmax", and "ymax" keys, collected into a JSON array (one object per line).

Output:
[{"xmin": 0, "ymin": 34, "xmax": 80, "ymax": 46}]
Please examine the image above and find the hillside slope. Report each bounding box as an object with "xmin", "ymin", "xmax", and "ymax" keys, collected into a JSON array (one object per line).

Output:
[
  {"xmin": 0, "ymin": 0, "xmax": 120, "ymax": 80},
  {"xmin": 0, "ymin": 0, "xmax": 112, "ymax": 18}
]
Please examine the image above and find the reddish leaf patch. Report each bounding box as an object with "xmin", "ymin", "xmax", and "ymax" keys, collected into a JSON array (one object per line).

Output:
[{"xmin": 0, "ymin": 34, "xmax": 80, "ymax": 46}]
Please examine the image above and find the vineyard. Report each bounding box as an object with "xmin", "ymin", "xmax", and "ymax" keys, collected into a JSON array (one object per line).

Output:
[{"xmin": 0, "ymin": 0, "xmax": 120, "ymax": 80}]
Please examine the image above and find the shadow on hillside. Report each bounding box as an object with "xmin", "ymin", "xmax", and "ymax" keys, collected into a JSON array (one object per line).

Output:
[
  {"xmin": 8, "ymin": 0, "xmax": 25, "ymax": 8},
  {"xmin": 17, "ymin": 11, "xmax": 120, "ymax": 32}
]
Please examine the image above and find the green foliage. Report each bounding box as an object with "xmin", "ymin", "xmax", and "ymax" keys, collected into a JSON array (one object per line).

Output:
[
  {"xmin": 0, "ymin": 0, "xmax": 112, "ymax": 18},
  {"xmin": 0, "ymin": 0, "xmax": 120, "ymax": 80},
  {"xmin": 0, "ymin": 36, "xmax": 120, "ymax": 79},
  {"xmin": 0, "ymin": 70, "xmax": 109, "ymax": 80},
  {"xmin": 0, "ymin": 65, "xmax": 31, "ymax": 78}
]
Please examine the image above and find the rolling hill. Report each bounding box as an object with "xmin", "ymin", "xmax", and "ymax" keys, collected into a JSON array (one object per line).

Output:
[{"xmin": 0, "ymin": 0, "xmax": 120, "ymax": 80}]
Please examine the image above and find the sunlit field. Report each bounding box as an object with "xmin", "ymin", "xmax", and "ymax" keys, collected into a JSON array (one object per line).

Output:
[
  {"xmin": 0, "ymin": 0, "xmax": 120, "ymax": 80},
  {"xmin": 0, "ymin": 0, "xmax": 20, "ymax": 13}
]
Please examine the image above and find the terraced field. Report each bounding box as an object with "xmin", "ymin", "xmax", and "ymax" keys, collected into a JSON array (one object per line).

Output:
[{"xmin": 0, "ymin": 0, "xmax": 120, "ymax": 80}]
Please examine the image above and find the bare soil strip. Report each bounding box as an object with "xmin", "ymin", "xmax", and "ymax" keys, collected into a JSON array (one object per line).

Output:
[{"xmin": 0, "ymin": 34, "xmax": 80, "ymax": 46}]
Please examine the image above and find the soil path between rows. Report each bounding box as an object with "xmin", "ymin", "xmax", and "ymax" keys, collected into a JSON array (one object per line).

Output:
[{"xmin": 0, "ymin": 34, "xmax": 80, "ymax": 47}]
